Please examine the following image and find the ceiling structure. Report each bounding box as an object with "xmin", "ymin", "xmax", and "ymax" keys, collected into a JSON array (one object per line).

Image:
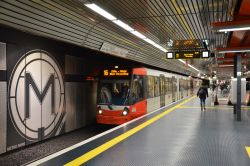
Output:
[
  {"xmin": 0, "ymin": 0, "xmax": 244, "ymax": 78},
  {"xmin": 212, "ymin": 0, "xmax": 250, "ymax": 79},
  {"xmin": 82, "ymin": 0, "xmax": 238, "ymax": 76}
]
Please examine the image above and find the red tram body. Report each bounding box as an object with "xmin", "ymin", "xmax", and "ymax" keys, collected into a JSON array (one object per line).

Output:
[{"xmin": 97, "ymin": 67, "xmax": 200, "ymax": 125}]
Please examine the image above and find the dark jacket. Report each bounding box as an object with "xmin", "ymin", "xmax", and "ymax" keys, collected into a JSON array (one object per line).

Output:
[{"xmin": 197, "ymin": 87, "xmax": 208, "ymax": 99}]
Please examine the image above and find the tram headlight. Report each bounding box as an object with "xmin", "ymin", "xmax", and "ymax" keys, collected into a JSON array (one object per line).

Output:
[
  {"xmin": 98, "ymin": 109, "xmax": 103, "ymax": 114},
  {"xmin": 132, "ymin": 107, "xmax": 136, "ymax": 112},
  {"xmin": 122, "ymin": 110, "xmax": 128, "ymax": 116}
]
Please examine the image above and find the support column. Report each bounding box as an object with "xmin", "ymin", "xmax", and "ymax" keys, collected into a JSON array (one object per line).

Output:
[
  {"xmin": 236, "ymin": 55, "xmax": 241, "ymax": 121},
  {"xmin": 233, "ymin": 56, "xmax": 237, "ymax": 115}
]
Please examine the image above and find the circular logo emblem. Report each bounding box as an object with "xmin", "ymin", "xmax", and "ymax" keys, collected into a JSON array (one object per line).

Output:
[{"xmin": 8, "ymin": 50, "xmax": 65, "ymax": 141}]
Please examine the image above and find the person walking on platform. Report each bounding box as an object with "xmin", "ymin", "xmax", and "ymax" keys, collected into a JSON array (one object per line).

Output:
[{"xmin": 197, "ymin": 84, "xmax": 209, "ymax": 111}]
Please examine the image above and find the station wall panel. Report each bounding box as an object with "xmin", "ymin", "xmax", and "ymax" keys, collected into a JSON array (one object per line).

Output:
[
  {"xmin": 65, "ymin": 82, "xmax": 87, "ymax": 132},
  {"xmin": 0, "ymin": 26, "xmax": 99, "ymax": 154}
]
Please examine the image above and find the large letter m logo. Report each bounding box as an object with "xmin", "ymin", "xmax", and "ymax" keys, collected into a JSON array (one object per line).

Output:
[{"xmin": 25, "ymin": 73, "xmax": 55, "ymax": 118}]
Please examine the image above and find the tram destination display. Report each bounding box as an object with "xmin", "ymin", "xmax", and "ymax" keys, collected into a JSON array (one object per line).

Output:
[{"xmin": 103, "ymin": 69, "xmax": 130, "ymax": 77}]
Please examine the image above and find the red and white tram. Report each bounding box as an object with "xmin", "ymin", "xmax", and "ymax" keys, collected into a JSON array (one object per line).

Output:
[{"xmin": 97, "ymin": 67, "xmax": 200, "ymax": 124}]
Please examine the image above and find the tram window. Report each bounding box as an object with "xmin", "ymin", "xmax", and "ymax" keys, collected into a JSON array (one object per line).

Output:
[
  {"xmin": 166, "ymin": 77, "xmax": 171, "ymax": 93},
  {"xmin": 98, "ymin": 80, "xmax": 130, "ymax": 105},
  {"xmin": 160, "ymin": 77, "xmax": 165, "ymax": 95},
  {"xmin": 179, "ymin": 79, "xmax": 183, "ymax": 91},
  {"xmin": 147, "ymin": 76, "xmax": 154, "ymax": 98},
  {"xmin": 172, "ymin": 78, "xmax": 176, "ymax": 91},
  {"xmin": 165, "ymin": 78, "xmax": 169, "ymax": 94},
  {"xmin": 130, "ymin": 75, "xmax": 144, "ymax": 103},
  {"xmin": 169, "ymin": 80, "xmax": 172, "ymax": 92},
  {"xmin": 154, "ymin": 77, "xmax": 159, "ymax": 97}
]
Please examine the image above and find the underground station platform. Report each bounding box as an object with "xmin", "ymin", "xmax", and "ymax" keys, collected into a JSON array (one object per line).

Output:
[
  {"xmin": 1, "ymin": 0, "xmax": 250, "ymax": 166},
  {"xmin": 15, "ymin": 96, "xmax": 250, "ymax": 166}
]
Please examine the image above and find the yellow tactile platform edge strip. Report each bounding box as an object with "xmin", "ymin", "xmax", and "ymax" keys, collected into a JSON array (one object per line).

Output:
[
  {"xmin": 245, "ymin": 146, "xmax": 250, "ymax": 158},
  {"xmin": 64, "ymin": 96, "xmax": 196, "ymax": 166}
]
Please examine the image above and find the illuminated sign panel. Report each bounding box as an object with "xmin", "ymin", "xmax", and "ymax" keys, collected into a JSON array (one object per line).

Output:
[
  {"xmin": 167, "ymin": 51, "xmax": 210, "ymax": 59},
  {"xmin": 103, "ymin": 69, "xmax": 130, "ymax": 77},
  {"xmin": 175, "ymin": 51, "xmax": 200, "ymax": 59},
  {"xmin": 166, "ymin": 52, "xmax": 174, "ymax": 59},
  {"xmin": 201, "ymin": 51, "xmax": 210, "ymax": 58}
]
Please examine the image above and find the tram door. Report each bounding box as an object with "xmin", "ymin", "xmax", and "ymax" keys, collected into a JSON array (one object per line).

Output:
[
  {"xmin": 172, "ymin": 76, "xmax": 177, "ymax": 102},
  {"xmin": 159, "ymin": 75, "xmax": 165, "ymax": 107}
]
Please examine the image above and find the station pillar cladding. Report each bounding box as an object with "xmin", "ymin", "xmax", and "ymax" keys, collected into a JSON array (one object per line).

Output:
[
  {"xmin": 234, "ymin": 55, "xmax": 241, "ymax": 121},
  {"xmin": 0, "ymin": 27, "xmax": 97, "ymax": 154}
]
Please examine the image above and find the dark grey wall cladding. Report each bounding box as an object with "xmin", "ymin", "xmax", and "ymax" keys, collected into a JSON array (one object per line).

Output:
[
  {"xmin": 0, "ymin": 43, "xmax": 6, "ymax": 70},
  {"xmin": 65, "ymin": 82, "xmax": 97, "ymax": 132},
  {"xmin": 0, "ymin": 42, "xmax": 6, "ymax": 154},
  {"xmin": 65, "ymin": 55, "xmax": 85, "ymax": 75},
  {"xmin": 65, "ymin": 82, "xmax": 86, "ymax": 132},
  {"xmin": 65, "ymin": 55, "xmax": 97, "ymax": 131},
  {"xmin": 85, "ymin": 81, "xmax": 98, "ymax": 125},
  {"xmin": 0, "ymin": 82, "xmax": 7, "ymax": 154}
]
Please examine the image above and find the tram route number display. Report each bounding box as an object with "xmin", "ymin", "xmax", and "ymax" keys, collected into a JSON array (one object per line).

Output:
[{"xmin": 103, "ymin": 69, "xmax": 129, "ymax": 77}]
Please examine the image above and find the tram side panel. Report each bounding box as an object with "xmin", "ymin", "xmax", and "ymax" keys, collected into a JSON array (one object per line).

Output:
[{"xmin": 146, "ymin": 76, "xmax": 161, "ymax": 113}]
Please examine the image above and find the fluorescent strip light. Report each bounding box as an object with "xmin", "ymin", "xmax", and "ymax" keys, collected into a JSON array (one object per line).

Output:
[
  {"xmin": 159, "ymin": 47, "xmax": 167, "ymax": 52},
  {"xmin": 178, "ymin": 60, "xmax": 199, "ymax": 72},
  {"xmin": 218, "ymin": 50, "xmax": 250, "ymax": 53},
  {"xmin": 219, "ymin": 65, "xmax": 234, "ymax": 67},
  {"xmin": 85, "ymin": 4, "xmax": 116, "ymax": 20},
  {"xmin": 130, "ymin": 31, "xmax": 146, "ymax": 39},
  {"xmin": 143, "ymin": 38, "xmax": 156, "ymax": 45},
  {"xmin": 188, "ymin": 64, "xmax": 199, "ymax": 72},
  {"xmin": 218, "ymin": 27, "xmax": 250, "ymax": 32},
  {"xmin": 113, "ymin": 20, "xmax": 134, "ymax": 31},
  {"xmin": 143, "ymin": 38, "xmax": 167, "ymax": 52},
  {"xmin": 178, "ymin": 59, "xmax": 185, "ymax": 64}
]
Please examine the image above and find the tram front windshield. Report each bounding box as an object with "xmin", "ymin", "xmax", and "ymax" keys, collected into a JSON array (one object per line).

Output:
[{"xmin": 98, "ymin": 79, "xmax": 130, "ymax": 106}]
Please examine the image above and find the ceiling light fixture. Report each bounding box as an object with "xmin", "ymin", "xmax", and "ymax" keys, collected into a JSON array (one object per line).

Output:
[
  {"xmin": 215, "ymin": 47, "xmax": 250, "ymax": 53},
  {"xmin": 85, "ymin": 3, "xmax": 199, "ymax": 72},
  {"xmin": 218, "ymin": 65, "xmax": 234, "ymax": 67},
  {"xmin": 85, "ymin": 4, "xmax": 116, "ymax": 20},
  {"xmin": 212, "ymin": 20, "xmax": 250, "ymax": 32},
  {"xmin": 218, "ymin": 50, "xmax": 250, "ymax": 53},
  {"xmin": 218, "ymin": 27, "xmax": 250, "ymax": 32},
  {"xmin": 178, "ymin": 59, "xmax": 185, "ymax": 64},
  {"xmin": 188, "ymin": 64, "xmax": 199, "ymax": 72},
  {"xmin": 130, "ymin": 31, "xmax": 146, "ymax": 39},
  {"xmin": 113, "ymin": 20, "xmax": 134, "ymax": 31}
]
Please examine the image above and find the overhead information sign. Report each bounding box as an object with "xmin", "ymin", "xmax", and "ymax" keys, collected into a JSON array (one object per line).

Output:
[
  {"xmin": 103, "ymin": 69, "xmax": 130, "ymax": 77},
  {"xmin": 175, "ymin": 51, "xmax": 200, "ymax": 59},
  {"xmin": 174, "ymin": 39, "xmax": 201, "ymax": 49},
  {"xmin": 167, "ymin": 50, "xmax": 210, "ymax": 59},
  {"xmin": 100, "ymin": 42, "xmax": 128, "ymax": 58}
]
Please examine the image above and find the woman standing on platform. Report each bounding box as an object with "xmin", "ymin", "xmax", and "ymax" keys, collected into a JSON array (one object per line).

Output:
[{"xmin": 197, "ymin": 84, "xmax": 209, "ymax": 111}]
